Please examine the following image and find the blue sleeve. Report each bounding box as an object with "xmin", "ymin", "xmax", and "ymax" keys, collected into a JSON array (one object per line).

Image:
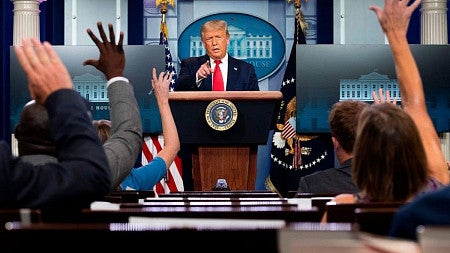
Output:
[
  {"xmin": 389, "ymin": 186, "xmax": 450, "ymax": 241},
  {"xmin": 389, "ymin": 205, "xmax": 419, "ymax": 241},
  {"xmin": 120, "ymin": 156, "xmax": 167, "ymax": 191}
]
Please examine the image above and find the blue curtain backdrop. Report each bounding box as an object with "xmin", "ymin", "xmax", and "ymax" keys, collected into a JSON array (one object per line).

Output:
[
  {"xmin": 40, "ymin": 0, "xmax": 64, "ymax": 44},
  {"xmin": 1, "ymin": 1, "xmax": 14, "ymax": 143},
  {"xmin": 0, "ymin": 0, "xmax": 446, "ymax": 144}
]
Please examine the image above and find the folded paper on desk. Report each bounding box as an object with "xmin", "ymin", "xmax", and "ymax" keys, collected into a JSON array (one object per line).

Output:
[
  {"xmin": 90, "ymin": 201, "xmax": 121, "ymax": 211},
  {"xmin": 128, "ymin": 217, "xmax": 286, "ymax": 230}
]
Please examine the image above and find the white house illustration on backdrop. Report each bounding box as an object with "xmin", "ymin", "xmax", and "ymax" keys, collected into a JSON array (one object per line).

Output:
[
  {"xmin": 188, "ymin": 25, "xmax": 273, "ymax": 60},
  {"xmin": 339, "ymin": 70, "xmax": 401, "ymax": 102},
  {"xmin": 73, "ymin": 73, "xmax": 108, "ymax": 103}
]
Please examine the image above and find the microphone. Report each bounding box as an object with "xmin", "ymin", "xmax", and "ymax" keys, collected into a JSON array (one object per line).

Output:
[{"xmin": 212, "ymin": 178, "xmax": 230, "ymax": 191}]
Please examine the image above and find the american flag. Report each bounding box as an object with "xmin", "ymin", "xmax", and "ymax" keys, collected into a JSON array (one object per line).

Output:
[
  {"xmin": 266, "ymin": 4, "xmax": 333, "ymax": 197},
  {"xmin": 144, "ymin": 20, "xmax": 184, "ymax": 195},
  {"xmin": 281, "ymin": 119, "xmax": 296, "ymax": 139},
  {"xmin": 143, "ymin": 136, "xmax": 184, "ymax": 195},
  {"xmin": 267, "ymin": 7, "xmax": 307, "ymax": 197},
  {"xmin": 159, "ymin": 28, "xmax": 177, "ymax": 91}
]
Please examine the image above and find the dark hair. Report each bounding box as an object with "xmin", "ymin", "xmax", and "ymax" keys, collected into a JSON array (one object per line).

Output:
[
  {"xmin": 353, "ymin": 103, "xmax": 428, "ymax": 202},
  {"xmin": 14, "ymin": 100, "xmax": 56, "ymax": 156},
  {"xmin": 328, "ymin": 100, "xmax": 368, "ymax": 153}
]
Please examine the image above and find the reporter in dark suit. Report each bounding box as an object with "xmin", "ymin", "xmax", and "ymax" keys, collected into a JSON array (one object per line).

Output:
[
  {"xmin": 1, "ymin": 38, "xmax": 111, "ymax": 208},
  {"xmin": 174, "ymin": 20, "xmax": 259, "ymax": 92},
  {"xmin": 174, "ymin": 19, "xmax": 259, "ymax": 190}
]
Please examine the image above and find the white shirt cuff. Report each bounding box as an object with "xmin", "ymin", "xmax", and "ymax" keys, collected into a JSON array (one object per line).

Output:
[{"xmin": 106, "ymin": 77, "xmax": 129, "ymax": 88}]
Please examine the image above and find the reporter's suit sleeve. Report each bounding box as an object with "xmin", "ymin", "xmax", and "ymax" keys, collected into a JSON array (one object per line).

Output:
[
  {"xmin": 0, "ymin": 89, "xmax": 111, "ymax": 208},
  {"xmin": 104, "ymin": 80, "xmax": 143, "ymax": 190},
  {"xmin": 297, "ymin": 177, "xmax": 311, "ymax": 193},
  {"xmin": 389, "ymin": 186, "xmax": 450, "ymax": 241}
]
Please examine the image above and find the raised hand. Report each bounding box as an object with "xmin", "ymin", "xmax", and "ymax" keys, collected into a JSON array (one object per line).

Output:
[
  {"xmin": 370, "ymin": 0, "xmax": 421, "ymax": 36},
  {"xmin": 152, "ymin": 68, "xmax": 173, "ymax": 104},
  {"xmin": 14, "ymin": 38, "xmax": 73, "ymax": 104},
  {"xmin": 372, "ymin": 88, "xmax": 397, "ymax": 105},
  {"xmin": 83, "ymin": 22, "xmax": 125, "ymax": 80}
]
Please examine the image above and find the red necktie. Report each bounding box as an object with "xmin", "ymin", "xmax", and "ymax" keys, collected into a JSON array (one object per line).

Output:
[{"xmin": 213, "ymin": 60, "xmax": 224, "ymax": 91}]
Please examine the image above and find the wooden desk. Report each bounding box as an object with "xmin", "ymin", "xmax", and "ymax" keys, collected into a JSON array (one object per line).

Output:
[
  {"xmin": 140, "ymin": 199, "xmax": 292, "ymax": 206},
  {"xmin": 325, "ymin": 202, "xmax": 404, "ymax": 223},
  {"xmin": 40, "ymin": 205, "xmax": 321, "ymax": 224},
  {"xmin": 279, "ymin": 225, "xmax": 368, "ymax": 253},
  {"xmin": 291, "ymin": 194, "xmax": 335, "ymax": 217},
  {"xmin": 158, "ymin": 190, "xmax": 279, "ymax": 198},
  {"xmin": 105, "ymin": 190, "xmax": 155, "ymax": 203},
  {"xmin": 0, "ymin": 209, "xmax": 41, "ymax": 229},
  {"xmin": 354, "ymin": 207, "xmax": 400, "ymax": 236},
  {"xmin": 0, "ymin": 221, "xmax": 280, "ymax": 252}
]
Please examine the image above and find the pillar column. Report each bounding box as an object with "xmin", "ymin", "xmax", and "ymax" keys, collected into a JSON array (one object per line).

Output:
[
  {"xmin": 421, "ymin": 0, "xmax": 449, "ymax": 160},
  {"xmin": 421, "ymin": 0, "xmax": 448, "ymax": 44},
  {"xmin": 12, "ymin": 0, "xmax": 42, "ymax": 46},
  {"xmin": 11, "ymin": 0, "xmax": 45, "ymax": 156}
]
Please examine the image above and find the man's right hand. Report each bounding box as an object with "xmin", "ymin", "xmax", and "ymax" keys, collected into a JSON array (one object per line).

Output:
[{"xmin": 196, "ymin": 60, "xmax": 213, "ymax": 80}]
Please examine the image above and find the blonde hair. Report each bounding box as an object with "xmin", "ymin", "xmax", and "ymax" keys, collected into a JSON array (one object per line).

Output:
[
  {"xmin": 92, "ymin": 119, "xmax": 111, "ymax": 144},
  {"xmin": 200, "ymin": 20, "xmax": 230, "ymax": 39}
]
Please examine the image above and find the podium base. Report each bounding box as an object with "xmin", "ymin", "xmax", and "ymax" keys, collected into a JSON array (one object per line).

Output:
[{"xmin": 192, "ymin": 146, "xmax": 257, "ymax": 191}]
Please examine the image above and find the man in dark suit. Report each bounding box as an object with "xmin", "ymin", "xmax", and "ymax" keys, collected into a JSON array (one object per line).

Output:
[
  {"xmin": 174, "ymin": 19, "xmax": 259, "ymax": 190},
  {"xmin": 175, "ymin": 19, "xmax": 259, "ymax": 92},
  {"xmin": 296, "ymin": 100, "xmax": 368, "ymax": 195},
  {"xmin": 1, "ymin": 38, "xmax": 111, "ymax": 209}
]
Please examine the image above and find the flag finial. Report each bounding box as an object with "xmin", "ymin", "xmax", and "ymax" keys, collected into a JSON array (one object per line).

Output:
[
  {"xmin": 287, "ymin": 0, "xmax": 308, "ymax": 44},
  {"xmin": 157, "ymin": 0, "xmax": 178, "ymax": 92},
  {"xmin": 156, "ymin": 0, "xmax": 175, "ymax": 38},
  {"xmin": 287, "ymin": 0, "xmax": 307, "ymax": 9}
]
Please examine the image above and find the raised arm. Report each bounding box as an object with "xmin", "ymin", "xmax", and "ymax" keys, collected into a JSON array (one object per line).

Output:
[
  {"xmin": 370, "ymin": 0, "xmax": 448, "ymax": 184},
  {"xmin": 151, "ymin": 68, "xmax": 180, "ymax": 169},
  {"xmin": 9, "ymin": 38, "xmax": 110, "ymax": 208},
  {"xmin": 83, "ymin": 22, "xmax": 143, "ymax": 189}
]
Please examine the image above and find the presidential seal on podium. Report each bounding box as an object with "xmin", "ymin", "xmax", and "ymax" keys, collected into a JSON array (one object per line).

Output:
[{"xmin": 205, "ymin": 99, "xmax": 238, "ymax": 131}]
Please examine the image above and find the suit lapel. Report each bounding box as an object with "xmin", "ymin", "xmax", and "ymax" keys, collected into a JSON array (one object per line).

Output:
[{"xmin": 227, "ymin": 56, "xmax": 239, "ymax": 91}]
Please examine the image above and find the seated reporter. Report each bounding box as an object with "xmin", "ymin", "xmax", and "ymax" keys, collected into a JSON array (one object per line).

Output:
[
  {"xmin": 93, "ymin": 69, "xmax": 179, "ymax": 191},
  {"xmin": 2, "ymin": 38, "xmax": 111, "ymax": 209},
  {"xmin": 322, "ymin": 0, "xmax": 447, "ymax": 222}
]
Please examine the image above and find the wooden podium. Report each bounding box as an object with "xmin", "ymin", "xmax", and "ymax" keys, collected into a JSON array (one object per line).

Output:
[{"xmin": 169, "ymin": 91, "xmax": 282, "ymax": 191}]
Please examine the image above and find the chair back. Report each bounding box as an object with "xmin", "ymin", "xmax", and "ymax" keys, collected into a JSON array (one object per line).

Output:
[
  {"xmin": 354, "ymin": 206, "xmax": 399, "ymax": 235},
  {"xmin": 325, "ymin": 201, "xmax": 404, "ymax": 223}
]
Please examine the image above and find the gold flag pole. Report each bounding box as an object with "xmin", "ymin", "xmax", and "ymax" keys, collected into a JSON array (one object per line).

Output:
[
  {"xmin": 287, "ymin": 0, "xmax": 308, "ymax": 42},
  {"xmin": 156, "ymin": 0, "xmax": 175, "ymax": 38},
  {"xmin": 156, "ymin": 0, "xmax": 175, "ymax": 37},
  {"xmin": 155, "ymin": 0, "xmax": 176, "ymax": 184}
]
